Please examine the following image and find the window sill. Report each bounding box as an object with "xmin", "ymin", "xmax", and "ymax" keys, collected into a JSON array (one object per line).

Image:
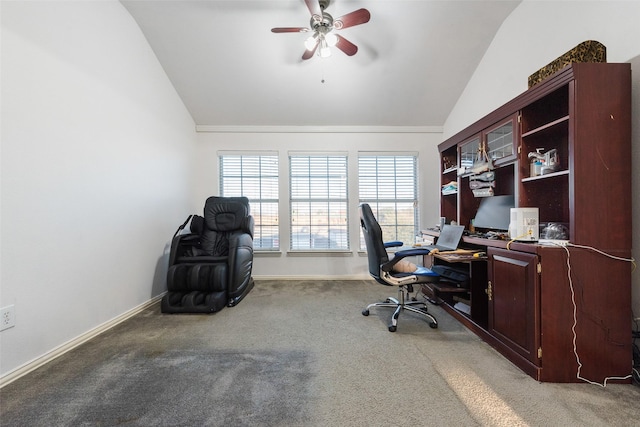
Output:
[
  {"xmin": 255, "ymin": 250, "xmax": 283, "ymax": 257},
  {"xmin": 286, "ymin": 250, "xmax": 354, "ymax": 257}
]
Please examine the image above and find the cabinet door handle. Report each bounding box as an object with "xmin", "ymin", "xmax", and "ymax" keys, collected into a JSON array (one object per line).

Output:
[{"xmin": 486, "ymin": 281, "xmax": 492, "ymax": 301}]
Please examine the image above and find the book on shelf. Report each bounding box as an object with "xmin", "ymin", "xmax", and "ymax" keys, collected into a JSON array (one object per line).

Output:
[{"xmin": 441, "ymin": 180, "xmax": 458, "ymax": 195}]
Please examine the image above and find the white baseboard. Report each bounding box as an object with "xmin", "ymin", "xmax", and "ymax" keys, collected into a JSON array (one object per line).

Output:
[
  {"xmin": 0, "ymin": 293, "xmax": 165, "ymax": 388},
  {"xmin": 252, "ymin": 274, "xmax": 371, "ymax": 281}
]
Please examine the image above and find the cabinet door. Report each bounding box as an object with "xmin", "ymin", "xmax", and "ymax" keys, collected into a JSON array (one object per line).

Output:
[
  {"xmin": 459, "ymin": 135, "xmax": 481, "ymax": 175},
  {"xmin": 486, "ymin": 115, "xmax": 517, "ymax": 166},
  {"xmin": 487, "ymin": 248, "xmax": 540, "ymax": 365}
]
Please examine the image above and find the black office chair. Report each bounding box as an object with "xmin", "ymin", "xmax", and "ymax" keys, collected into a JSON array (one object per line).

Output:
[
  {"xmin": 162, "ymin": 196, "xmax": 255, "ymax": 313},
  {"xmin": 359, "ymin": 203, "xmax": 439, "ymax": 332}
]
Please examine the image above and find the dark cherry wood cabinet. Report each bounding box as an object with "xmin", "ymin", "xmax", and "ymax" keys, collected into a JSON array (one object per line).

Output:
[
  {"xmin": 428, "ymin": 63, "xmax": 632, "ymax": 383},
  {"xmin": 487, "ymin": 248, "xmax": 540, "ymax": 367}
]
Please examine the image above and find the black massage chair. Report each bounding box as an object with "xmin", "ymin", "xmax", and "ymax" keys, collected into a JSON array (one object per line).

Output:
[{"xmin": 161, "ymin": 196, "xmax": 255, "ymax": 313}]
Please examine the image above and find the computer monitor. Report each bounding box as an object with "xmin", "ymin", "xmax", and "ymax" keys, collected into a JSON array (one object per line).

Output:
[{"xmin": 473, "ymin": 195, "xmax": 514, "ymax": 232}]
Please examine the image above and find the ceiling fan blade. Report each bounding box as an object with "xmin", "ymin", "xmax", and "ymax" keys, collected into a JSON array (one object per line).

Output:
[
  {"xmin": 304, "ymin": 0, "xmax": 322, "ymax": 21},
  {"xmin": 302, "ymin": 41, "xmax": 319, "ymax": 60},
  {"xmin": 271, "ymin": 27, "xmax": 310, "ymax": 33},
  {"xmin": 334, "ymin": 8, "xmax": 371, "ymax": 30},
  {"xmin": 335, "ymin": 35, "xmax": 358, "ymax": 56}
]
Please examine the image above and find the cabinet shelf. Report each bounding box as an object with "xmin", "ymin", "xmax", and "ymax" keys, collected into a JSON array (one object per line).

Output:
[
  {"xmin": 521, "ymin": 115, "xmax": 569, "ymax": 138},
  {"xmin": 442, "ymin": 166, "xmax": 458, "ymax": 175},
  {"xmin": 521, "ymin": 169, "xmax": 569, "ymax": 182}
]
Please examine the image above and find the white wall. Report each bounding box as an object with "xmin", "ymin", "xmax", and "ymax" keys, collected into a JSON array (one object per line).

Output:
[
  {"xmin": 0, "ymin": 1, "xmax": 197, "ymax": 377},
  {"xmin": 444, "ymin": 0, "xmax": 640, "ymax": 139},
  {"xmin": 194, "ymin": 130, "xmax": 442, "ymax": 278},
  {"xmin": 443, "ymin": 0, "xmax": 640, "ymax": 320}
]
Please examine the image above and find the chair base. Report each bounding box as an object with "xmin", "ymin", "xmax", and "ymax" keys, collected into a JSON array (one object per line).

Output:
[{"xmin": 362, "ymin": 287, "xmax": 438, "ymax": 332}]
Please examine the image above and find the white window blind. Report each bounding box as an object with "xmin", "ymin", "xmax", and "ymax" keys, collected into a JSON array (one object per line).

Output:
[
  {"xmin": 358, "ymin": 154, "xmax": 418, "ymax": 248},
  {"xmin": 219, "ymin": 153, "xmax": 279, "ymax": 250},
  {"xmin": 289, "ymin": 154, "xmax": 348, "ymax": 250}
]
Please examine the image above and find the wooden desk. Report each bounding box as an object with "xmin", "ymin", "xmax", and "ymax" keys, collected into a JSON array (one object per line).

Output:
[
  {"xmin": 422, "ymin": 252, "xmax": 488, "ymax": 329},
  {"xmin": 421, "ymin": 231, "xmax": 631, "ymax": 383}
]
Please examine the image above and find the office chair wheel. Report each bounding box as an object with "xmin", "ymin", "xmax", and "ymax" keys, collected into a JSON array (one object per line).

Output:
[
  {"xmin": 388, "ymin": 325, "xmax": 397, "ymax": 332},
  {"xmin": 429, "ymin": 322, "xmax": 438, "ymax": 329},
  {"xmin": 362, "ymin": 309, "xmax": 370, "ymax": 316}
]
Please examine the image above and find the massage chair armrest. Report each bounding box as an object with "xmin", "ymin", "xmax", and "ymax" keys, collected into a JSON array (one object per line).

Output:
[
  {"xmin": 168, "ymin": 233, "xmax": 201, "ymax": 266},
  {"xmin": 173, "ymin": 255, "xmax": 228, "ymax": 264},
  {"xmin": 227, "ymin": 231, "xmax": 254, "ymax": 301}
]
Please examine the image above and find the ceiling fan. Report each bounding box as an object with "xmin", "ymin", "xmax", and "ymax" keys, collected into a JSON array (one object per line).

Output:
[{"xmin": 271, "ymin": 0, "xmax": 371, "ymax": 60}]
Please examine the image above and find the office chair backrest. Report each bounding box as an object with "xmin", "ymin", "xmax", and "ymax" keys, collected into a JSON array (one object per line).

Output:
[
  {"xmin": 359, "ymin": 204, "xmax": 390, "ymax": 281},
  {"xmin": 201, "ymin": 196, "xmax": 253, "ymax": 256}
]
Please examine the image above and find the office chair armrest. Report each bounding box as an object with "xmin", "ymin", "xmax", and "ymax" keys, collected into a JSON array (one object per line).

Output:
[
  {"xmin": 381, "ymin": 247, "xmax": 434, "ymax": 272},
  {"xmin": 383, "ymin": 241, "xmax": 403, "ymax": 248},
  {"xmin": 393, "ymin": 247, "xmax": 434, "ymax": 258}
]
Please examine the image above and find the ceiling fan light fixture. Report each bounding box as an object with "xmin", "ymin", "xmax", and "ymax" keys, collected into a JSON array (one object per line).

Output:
[
  {"xmin": 324, "ymin": 32, "xmax": 338, "ymax": 47},
  {"xmin": 304, "ymin": 33, "xmax": 319, "ymax": 51},
  {"xmin": 319, "ymin": 39, "xmax": 331, "ymax": 58}
]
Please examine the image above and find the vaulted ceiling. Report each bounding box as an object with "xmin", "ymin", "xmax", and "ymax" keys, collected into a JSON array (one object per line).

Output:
[{"xmin": 121, "ymin": 0, "xmax": 521, "ymax": 128}]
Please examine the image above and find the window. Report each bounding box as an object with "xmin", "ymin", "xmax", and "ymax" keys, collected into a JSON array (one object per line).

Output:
[
  {"xmin": 219, "ymin": 152, "xmax": 279, "ymax": 250},
  {"xmin": 358, "ymin": 154, "xmax": 418, "ymax": 248},
  {"xmin": 289, "ymin": 153, "xmax": 348, "ymax": 250}
]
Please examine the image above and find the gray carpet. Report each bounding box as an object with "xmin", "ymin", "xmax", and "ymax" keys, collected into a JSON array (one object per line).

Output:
[
  {"xmin": 3, "ymin": 349, "xmax": 313, "ymax": 426},
  {"xmin": 1, "ymin": 280, "xmax": 639, "ymax": 426}
]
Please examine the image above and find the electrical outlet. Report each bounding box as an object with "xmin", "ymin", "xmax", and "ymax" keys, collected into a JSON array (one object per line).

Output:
[{"xmin": 1, "ymin": 305, "xmax": 16, "ymax": 331}]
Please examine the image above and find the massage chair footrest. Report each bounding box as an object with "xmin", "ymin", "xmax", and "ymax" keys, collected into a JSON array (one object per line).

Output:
[
  {"xmin": 161, "ymin": 290, "xmax": 227, "ymax": 313},
  {"xmin": 162, "ymin": 263, "xmax": 228, "ymax": 313}
]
